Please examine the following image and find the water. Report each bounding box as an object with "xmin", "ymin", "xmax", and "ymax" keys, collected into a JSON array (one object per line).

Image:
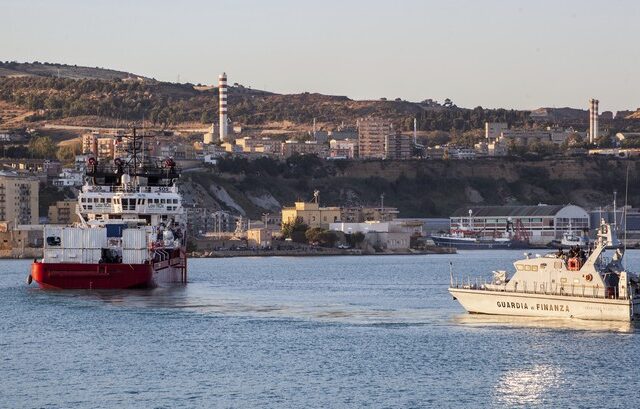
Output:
[{"xmin": 2, "ymin": 251, "xmax": 640, "ymax": 408}]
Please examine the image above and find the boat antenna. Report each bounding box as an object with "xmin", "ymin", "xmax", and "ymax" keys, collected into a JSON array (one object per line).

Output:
[
  {"xmin": 623, "ymin": 162, "xmax": 630, "ymax": 266},
  {"xmin": 449, "ymin": 261, "xmax": 454, "ymax": 287}
]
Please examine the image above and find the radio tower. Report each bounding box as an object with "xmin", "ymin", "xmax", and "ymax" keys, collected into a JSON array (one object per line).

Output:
[{"xmin": 219, "ymin": 73, "xmax": 228, "ymax": 141}]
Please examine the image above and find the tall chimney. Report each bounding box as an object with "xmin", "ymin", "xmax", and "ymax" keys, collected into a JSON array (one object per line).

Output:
[
  {"xmin": 219, "ymin": 73, "xmax": 228, "ymax": 142},
  {"xmin": 589, "ymin": 98, "xmax": 599, "ymax": 144}
]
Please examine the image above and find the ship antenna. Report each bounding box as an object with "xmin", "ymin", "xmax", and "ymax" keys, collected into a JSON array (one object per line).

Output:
[
  {"xmin": 449, "ymin": 261, "xmax": 454, "ymax": 287},
  {"xmin": 623, "ymin": 162, "xmax": 630, "ymax": 267}
]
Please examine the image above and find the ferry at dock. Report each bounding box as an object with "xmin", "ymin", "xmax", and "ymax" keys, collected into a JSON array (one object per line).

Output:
[
  {"xmin": 449, "ymin": 221, "xmax": 640, "ymax": 321},
  {"xmin": 29, "ymin": 130, "xmax": 187, "ymax": 289}
]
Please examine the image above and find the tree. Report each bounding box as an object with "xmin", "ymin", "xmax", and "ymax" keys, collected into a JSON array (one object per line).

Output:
[
  {"xmin": 28, "ymin": 135, "xmax": 57, "ymax": 158},
  {"xmin": 305, "ymin": 227, "xmax": 338, "ymax": 247},
  {"xmin": 281, "ymin": 217, "xmax": 308, "ymax": 243}
]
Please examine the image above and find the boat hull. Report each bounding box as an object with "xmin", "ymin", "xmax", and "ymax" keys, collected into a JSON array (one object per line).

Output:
[
  {"xmin": 431, "ymin": 235, "xmax": 513, "ymax": 250},
  {"xmin": 31, "ymin": 251, "xmax": 187, "ymax": 290},
  {"xmin": 449, "ymin": 287, "xmax": 639, "ymax": 321}
]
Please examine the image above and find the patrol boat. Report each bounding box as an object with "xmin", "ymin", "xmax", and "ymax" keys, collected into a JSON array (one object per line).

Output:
[
  {"xmin": 29, "ymin": 130, "xmax": 187, "ymax": 289},
  {"xmin": 449, "ymin": 221, "xmax": 640, "ymax": 321}
]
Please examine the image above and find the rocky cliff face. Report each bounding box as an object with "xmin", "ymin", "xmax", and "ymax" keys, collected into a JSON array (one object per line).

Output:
[{"xmin": 185, "ymin": 158, "xmax": 640, "ymax": 218}]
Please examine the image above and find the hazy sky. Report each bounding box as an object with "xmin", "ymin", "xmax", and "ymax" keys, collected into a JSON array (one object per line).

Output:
[{"xmin": 2, "ymin": 0, "xmax": 639, "ymax": 111}]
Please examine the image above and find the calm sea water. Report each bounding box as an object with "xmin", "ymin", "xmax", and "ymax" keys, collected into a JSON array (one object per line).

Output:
[{"xmin": 2, "ymin": 251, "xmax": 640, "ymax": 408}]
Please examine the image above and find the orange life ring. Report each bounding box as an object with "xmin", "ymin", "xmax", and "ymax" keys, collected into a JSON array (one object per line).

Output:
[
  {"xmin": 567, "ymin": 258, "xmax": 580, "ymax": 271},
  {"xmin": 585, "ymin": 273, "xmax": 593, "ymax": 282}
]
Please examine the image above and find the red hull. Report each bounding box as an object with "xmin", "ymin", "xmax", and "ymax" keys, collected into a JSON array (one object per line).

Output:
[{"xmin": 31, "ymin": 262, "xmax": 154, "ymax": 289}]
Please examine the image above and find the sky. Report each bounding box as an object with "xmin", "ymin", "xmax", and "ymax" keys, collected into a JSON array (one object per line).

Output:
[{"xmin": 2, "ymin": 0, "xmax": 639, "ymax": 111}]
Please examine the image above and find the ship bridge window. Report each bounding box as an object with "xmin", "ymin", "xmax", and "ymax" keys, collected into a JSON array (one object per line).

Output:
[
  {"xmin": 121, "ymin": 198, "xmax": 136, "ymax": 211},
  {"xmin": 524, "ymin": 265, "xmax": 531, "ymax": 271},
  {"xmin": 172, "ymin": 199, "xmax": 178, "ymax": 204},
  {"xmin": 81, "ymin": 198, "xmax": 86, "ymax": 203},
  {"xmin": 516, "ymin": 264, "xmax": 524, "ymax": 271},
  {"xmin": 540, "ymin": 263, "xmax": 547, "ymax": 269}
]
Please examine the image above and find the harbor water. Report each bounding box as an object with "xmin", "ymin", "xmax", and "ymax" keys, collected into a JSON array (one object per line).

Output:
[{"xmin": 2, "ymin": 251, "xmax": 640, "ymax": 408}]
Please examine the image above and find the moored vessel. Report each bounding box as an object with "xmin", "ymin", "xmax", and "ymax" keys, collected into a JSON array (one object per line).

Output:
[
  {"xmin": 29, "ymin": 130, "xmax": 187, "ymax": 289},
  {"xmin": 449, "ymin": 221, "xmax": 640, "ymax": 321}
]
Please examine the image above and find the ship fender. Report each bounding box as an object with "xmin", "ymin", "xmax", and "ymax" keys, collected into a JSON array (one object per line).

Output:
[{"xmin": 27, "ymin": 274, "xmax": 32, "ymax": 285}]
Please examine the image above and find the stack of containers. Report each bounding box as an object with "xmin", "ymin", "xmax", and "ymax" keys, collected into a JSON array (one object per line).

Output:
[
  {"xmin": 122, "ymin": 228, "xmax": 149, "ymax": 264},
  {"xmin": 83, "ymin": 228, "xmax": 107, "ymax": 263}
]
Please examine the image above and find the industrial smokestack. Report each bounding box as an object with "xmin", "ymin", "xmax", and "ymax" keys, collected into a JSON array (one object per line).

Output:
[
  {"xmin": 219, "ymin": 73, "xmax": 228, "ymax": 141},
  {"xmin": 589, "ymin": 98, "xmax": 599, "ymax": 144}
]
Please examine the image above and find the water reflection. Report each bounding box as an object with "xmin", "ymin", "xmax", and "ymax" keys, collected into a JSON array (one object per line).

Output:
[
  {"xmin": 454, "ymin": 314, "xmax": 636, "ymax": 333},
  {"xmin": 493, "ymin": 364, "xmax": 563, "ymax": 406},
  {"xmin": 39, "ymin": 284, "xmax": 440, "ymax": 325}
]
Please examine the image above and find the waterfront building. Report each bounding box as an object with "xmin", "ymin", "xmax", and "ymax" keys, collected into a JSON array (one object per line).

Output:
[
  {"xmin": 281, "ymin": 201, "xmax": 341, "ymax": 229},
  {"xmin": 0, "ymin": 172, "xmax": 39, "ymax": 225},
  {"xmin": 247, "ymin": 228, "xmax": 271, "ymax": 249},
  {"xmin": 340, "ymin": 206, "xmax": 399, "ymax": 223},
  {"xmin": 449, "ymin": 205, "xmax": 590, "ymax": 246},
  {"xmin": 48, "ymin": 199, "xmax": 80, "ymax": 224},
  {"xmin": 358, "ymin": 117, "xmax": 392, "ymax": 159},
  {"xmin": 329, "ymin": 221, "xmax": 412, "ymax": 250}
]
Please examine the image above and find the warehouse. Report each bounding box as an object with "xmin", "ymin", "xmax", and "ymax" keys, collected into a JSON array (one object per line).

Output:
[{"xmin": 449, "ymin": 205, "xmax": 590, "ymax": 246}]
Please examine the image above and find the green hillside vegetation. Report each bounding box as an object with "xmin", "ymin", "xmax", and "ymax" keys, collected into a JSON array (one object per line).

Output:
[{"xmin": 190, "ymin": 156, "xmax": 640, "ymax": 218}]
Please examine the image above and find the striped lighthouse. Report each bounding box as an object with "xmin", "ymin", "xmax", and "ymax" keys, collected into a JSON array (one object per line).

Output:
[
  {"xmin": 589, "ymin": 98, "xmax": 599, "ymax": 144},
  {"xmin": 219, "ymin": 72, "xmax": 228, "ymax": 142}
]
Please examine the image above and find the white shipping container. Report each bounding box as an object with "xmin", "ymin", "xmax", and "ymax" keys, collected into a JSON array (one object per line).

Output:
[
  {"xmin": 82, "ymin": 249, "xmax": 102, "ymax": 264},
  {"xmin": 62, "ymin": 248, "xmax": 82, "ymax": 263},
  {"xmin": 62, "ymin": 227, "xmax": 85, "ymax": 249},
  {"xmin": 44, "ymin": 226, "xmax": 63, "ymax": 249},
  {"xmin": 44, "ymin": 249, "xmax": 63, "ymax": 263},
  {"xmin": 122, "ymin": 249, "xmax": 149, "ymax": 264},
  {"xmin": 83, "ymin": 228, "xmax": 107, "ymax": 249},
  {"xmin": 122, "ymin": 229, "xmax": 148, "ymax": 250}
]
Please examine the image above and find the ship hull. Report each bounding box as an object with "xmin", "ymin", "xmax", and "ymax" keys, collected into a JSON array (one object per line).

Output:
[
  {"xmin": 449, "ymin": 287, "xmax": 640, "ymax": 321},
  {"xmin": 431, "ymin": 235, "xmax": 513, "ymax": 250},
  {"xmin": 31, "ymin": 251, "xmax": 187, "ymax": 290}
]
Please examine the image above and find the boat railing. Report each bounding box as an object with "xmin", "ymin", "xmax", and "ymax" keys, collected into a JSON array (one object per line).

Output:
[{"xmin": 450, "ymin": 276, "xmax": 631, "ymax": 300}]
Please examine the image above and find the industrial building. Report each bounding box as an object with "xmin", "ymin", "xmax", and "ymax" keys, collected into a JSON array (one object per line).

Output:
[{"xmin": 449, "ymin": 205, "xmax": 590, "ymax": 246}]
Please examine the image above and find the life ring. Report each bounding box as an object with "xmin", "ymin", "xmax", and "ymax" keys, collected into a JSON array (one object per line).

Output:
[
  {"xmin": 585, "ymin": 273, "xmax": 593, "ymax": 282},
  {"xmin": 567, "ymin": 257, "xmax": 580, "ymax": 271},
  {"xmin": 87, "ymin": 157, "xmax": 97, "ymax": 166}
]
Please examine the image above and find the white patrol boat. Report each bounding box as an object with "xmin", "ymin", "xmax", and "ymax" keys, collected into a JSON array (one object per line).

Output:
[{"xmin": 449, "ymin": 221, "xmax": 640, "ymax": 321}]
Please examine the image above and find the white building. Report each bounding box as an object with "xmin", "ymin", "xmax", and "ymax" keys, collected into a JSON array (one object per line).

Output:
[
  {"xmin": 449, "ymin": 205, "xmax": 590, "ymax": 246},
  {"xmin": 330, "ymin": 221, "xmax": 413, "ymax": 251},
  {"xmin": 53, "ymin": 168, "xmax": 84, "ymax": 187}
]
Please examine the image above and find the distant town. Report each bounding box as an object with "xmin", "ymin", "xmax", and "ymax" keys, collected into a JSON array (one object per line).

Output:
[{"xmin": 1, "ymin": 64, "xmax": 640, "ymax": 257}]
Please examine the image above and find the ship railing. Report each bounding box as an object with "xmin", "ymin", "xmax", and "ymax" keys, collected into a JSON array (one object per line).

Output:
[
  {"xmin": 450, "ymin": 276, "xmax": 631, "ymax": 300},
  {"xmin": 82, "ymin": 185, "xmax": 178, "ymax": 194}
]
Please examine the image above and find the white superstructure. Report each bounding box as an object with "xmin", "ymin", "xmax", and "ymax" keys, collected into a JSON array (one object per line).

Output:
[{"xmin": 449, "ymin": 221, "xmax": 640, "ymax": 321}]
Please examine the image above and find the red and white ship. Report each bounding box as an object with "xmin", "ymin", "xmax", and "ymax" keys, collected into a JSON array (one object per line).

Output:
[{"xmin": 30, "ymin": 130, "xmax": 187, "ymax": 289}]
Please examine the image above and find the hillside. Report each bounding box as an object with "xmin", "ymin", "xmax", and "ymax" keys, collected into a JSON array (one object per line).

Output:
[
  {"xmin": 0, "ymin": 61, "xmax": 151, "ymax": 81},
  {"xmin": 2, "ymin": 61, "xmax": 640, "ymax": 137},
  {"xmin": 184, "ymin": 156, "xmax": 640, "ymax": 219}
]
